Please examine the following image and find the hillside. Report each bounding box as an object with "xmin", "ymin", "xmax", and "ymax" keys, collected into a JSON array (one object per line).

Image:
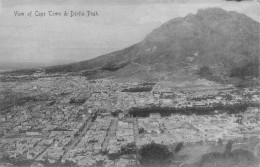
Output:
[{"xmin": 3, "ymin": 8, "xmax": 259, "ymax": 85}]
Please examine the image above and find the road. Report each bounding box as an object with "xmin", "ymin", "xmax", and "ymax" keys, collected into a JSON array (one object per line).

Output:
[{"xmin": 63, "ymin": 116, "xmax": 93, "ymax": 153}]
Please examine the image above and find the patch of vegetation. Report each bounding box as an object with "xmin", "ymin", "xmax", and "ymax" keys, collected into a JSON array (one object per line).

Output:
[
  {"xmin": 45, "ymin": 64, "xmax": 74, "ymax": 73},
  {"xmin": 197, "ymin": 66, "xmax": 213, "ymax": 78},
  {"xmin": 0, "ymin": 90, "xmax": 39, "ymax": 112},
  {"xmin": 138, "ymin": 142, "xmax": 173, "ymax": 166},
  {"xmin": 224, "ymin": 140, "xmax": 233, "ymax": 155},
  {"xmin": 120, "ymin": 142, "xmax": 137, "ymax": 155},
  {"xmin": 102, "ymin": 61, "xmax": 129, "ymax": 72},
  {"xmin": 139, "ymin": 127, "xmax": 145, "ymax": 134},
  {"xmin": 196, "ymin": 66, "xmax": 226, "ymax": 84},
  {"xmin": 218, "ymin": 138, "xmax": 224, "ymax": 145},
  {"xmin": 69, "ymin": 98, "xmax": 86, "ymax": 105},
  {"xmin": 111, "ymin": 109, "xmax": 123, "ymax": 117},
  {"xmin": 91, "ymin": 113, "xmax": 98, "ymax": 122},
  {"xmin": 139, "ymin": 83, "xmax": 156, "ymax": 86},
  {"xmin": 107, "ymin": 153, "xmax": 121, "ymax": 161},
  {"xmin": 108, "ymin": 142, "xmax": 184, "ymax": 166},
  {"xmin": 122, "ymin": 86, "xmax": 153, "ymax": 92},
  {"xmin": 81, "ymin": 70, "xmax": 99, "ymax": 78},
  {"xmin": 230, "ymin": 59, "xmax": 259, "ymax": 79},
  {"xmin": 108, "ymin": 143, "xmax": 137, "ymax": 160},
  {"xmin": 175, "ymin": 142, "xmax": 184, "ymax": 154},
  {"xmin": 142, "ymin": 100, "xmax": 259, "ymax": 116},
  {"xmin": 129, "ymin": 103, "xmax": 255, "ymax": 117},
  {"xmin": 63, "ymin": 160, "xmax": 78, "ymax": 167}
]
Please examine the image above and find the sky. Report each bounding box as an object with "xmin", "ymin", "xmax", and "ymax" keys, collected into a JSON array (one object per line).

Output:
[{"xmin": 0, "ymin": 0, "xmax": 259, "ymax": 64}]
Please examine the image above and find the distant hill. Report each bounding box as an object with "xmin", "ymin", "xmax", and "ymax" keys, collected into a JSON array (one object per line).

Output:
[
  {"xmin": 3, "ymin": 8, "xmax": 259, "ymax": 85},
  {"xmin": 0, "ymin": 61, "xmax": 72, "ymax": 71}
]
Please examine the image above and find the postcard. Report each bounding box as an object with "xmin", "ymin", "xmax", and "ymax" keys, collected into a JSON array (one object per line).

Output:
[{"xmin": 0, "ymin": 0, "xmax": 259, "ymax": 166}]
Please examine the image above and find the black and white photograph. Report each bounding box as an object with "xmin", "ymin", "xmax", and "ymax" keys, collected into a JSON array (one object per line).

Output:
[{"xmin": 0, "ymin": 0, "xmax": 259, "ymax": 166}]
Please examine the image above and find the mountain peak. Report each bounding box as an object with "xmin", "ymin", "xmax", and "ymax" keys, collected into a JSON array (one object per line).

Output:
[
  {"xmin": 197, "ymin": 7, "xmax": 230, "ymax": 17},
  {"xmin": 195, "ymin": 8, "xmax": 233, "ymax": 24}
]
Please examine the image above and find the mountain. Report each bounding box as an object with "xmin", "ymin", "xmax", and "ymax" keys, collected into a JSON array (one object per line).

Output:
[{"xmin": 4, "ymin": 8, "xmax": 260, "ymax": 84}]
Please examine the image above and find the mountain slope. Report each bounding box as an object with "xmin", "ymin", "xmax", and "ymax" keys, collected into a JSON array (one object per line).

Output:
[{"xmin": 4, "ymin": 8, "xmax": 260, "ymax": 84}]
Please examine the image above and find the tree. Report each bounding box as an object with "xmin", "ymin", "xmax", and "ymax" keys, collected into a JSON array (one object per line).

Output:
[
  {"xmin": 197, "ymin": 66, "xmax": 213, "ymax": 77},
  {"xmin": 120, "ymin": 142, "xmax": 137, "ymax": 155},
  {"xmin": 139, "ymin": 128, "xmax": 145, "ymax": 134},
  {"xmin": 175, "ymin": 142, "xmax": 184, "ymax": 153},
  {"xmin": 218, "ymin": 138, "xmax": 223, "ymax": 145},
  {"xmin": 138, "ymin": 142, "xmax": 173, "ymax": 166},
  {"xmin": 224, "ymin": 140, "xmax": 233, "ymax": 155}
]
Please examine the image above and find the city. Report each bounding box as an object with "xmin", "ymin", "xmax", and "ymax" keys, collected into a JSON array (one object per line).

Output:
[{"xmin": 0, "ymin": 74, "xmax": 259, "ymax": 166}]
